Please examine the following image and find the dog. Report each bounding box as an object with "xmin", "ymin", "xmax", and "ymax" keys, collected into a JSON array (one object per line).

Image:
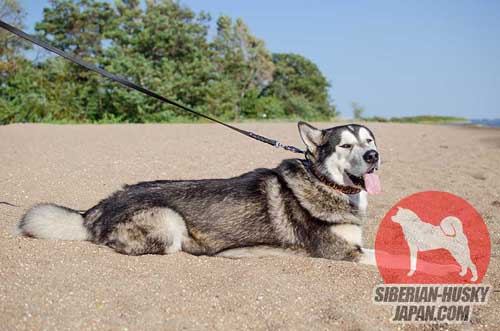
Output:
[
  {"xmin": 16, "ymin": 122, "xmax": 381, "ymax": 264},
  {"xmin": 391, "ymin": 207, "xmax": 478, "ymax": 281}
]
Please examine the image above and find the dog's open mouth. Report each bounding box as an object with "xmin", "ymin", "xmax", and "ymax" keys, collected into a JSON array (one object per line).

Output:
[
  {"xmin": 346, "ymin": 167, "xmax": 381, "ymax": 195},
  {"xmin": 346, "ymin": 172, "xmax": 365, "ymax": 189}
]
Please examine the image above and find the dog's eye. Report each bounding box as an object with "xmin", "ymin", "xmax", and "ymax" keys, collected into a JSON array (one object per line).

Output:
[
  {"xmin": 340, "ymin": 144, "xmax": 352, "ymax": 149},
  {"xmin": 366, "ymin": 139, "xmax": 373, "ymax": 144}
]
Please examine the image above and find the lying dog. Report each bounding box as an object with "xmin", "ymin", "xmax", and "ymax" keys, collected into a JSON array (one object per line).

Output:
[
  {"xmin": 391, "ymin": 207, "xmax": 478, "ymax": 281},
  {"xmin": 16, "ymin": 122, "xmax": 381, "ymax": 264}
]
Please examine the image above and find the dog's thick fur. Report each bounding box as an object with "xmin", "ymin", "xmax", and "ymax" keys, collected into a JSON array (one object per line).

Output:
[{"xmin": 17, "ymin": 122, "xmax": 380, "ymax": 263}]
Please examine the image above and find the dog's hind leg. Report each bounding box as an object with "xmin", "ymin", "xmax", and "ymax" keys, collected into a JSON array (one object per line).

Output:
[{"xmin": 107, "ymin": 208, "xmax": 188, "ymax": 255}]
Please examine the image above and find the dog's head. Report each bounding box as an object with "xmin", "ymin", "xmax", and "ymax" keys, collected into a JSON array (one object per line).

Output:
[
  {"xmin": 391, "ymin": 207, "xmax": 418, "ymax": 224},
  {"xmin": 298, "ymin": 122, "xmax": 381, "ymax": 193}
]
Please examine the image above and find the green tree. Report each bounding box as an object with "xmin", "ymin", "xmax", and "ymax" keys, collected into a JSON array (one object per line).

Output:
[
  {"xmin": 107, "ymin": 0, "xmax": 143, "ymax": 52},
  {"xmin": 212, "ymin": 15, "xmax": 274, "ymax": 120},
  {"xmin": 265, "ymin": 53, "xmax": 337, "ymax": 119},
  {"xmin": 35, "ymin": 0, "xmax": 116, "ymax": 59},
  {"xmin": 102, "ymin": 0, "xmax": 225, "ymax": 121},
  {"xmin": 31, "ymin": 0, "xmax": 118, "ymax": 121},
  {"xmin": 351, "ymin": 101, "xmax": 364, "ymax": 119},
  {"xmin": 0, "ymin": 0, "xmax": 29, "ymax": 77}
]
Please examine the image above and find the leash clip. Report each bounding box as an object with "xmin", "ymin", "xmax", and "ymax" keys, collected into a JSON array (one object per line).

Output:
[{"xmin": 274, "ymin": 141, "xmax": 284, "ymax": 149}]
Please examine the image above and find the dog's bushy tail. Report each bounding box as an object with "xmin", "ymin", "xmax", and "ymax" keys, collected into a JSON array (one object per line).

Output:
[
  {"xmin": 15, "ymin": 203, "xmax": 89, "ymax": 240},
  {"xmin": 440, "ymin": 216, "xmax": 464, "ymax": 238}
]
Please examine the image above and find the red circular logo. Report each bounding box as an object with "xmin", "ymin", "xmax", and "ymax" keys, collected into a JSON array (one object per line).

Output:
[{"xmin": 375, "ymin": 191, "xmax": 490, "ymax": 284}]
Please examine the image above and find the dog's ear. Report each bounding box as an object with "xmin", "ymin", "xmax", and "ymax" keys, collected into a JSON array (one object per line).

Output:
[{"xmin": 298, "ymin": 121, "xmax": 324, "ymax": 153}]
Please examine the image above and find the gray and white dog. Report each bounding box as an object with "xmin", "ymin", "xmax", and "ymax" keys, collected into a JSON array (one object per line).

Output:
[{"xmin": 16, "ymin": 122, "xmax": 381, "ymax": 264}]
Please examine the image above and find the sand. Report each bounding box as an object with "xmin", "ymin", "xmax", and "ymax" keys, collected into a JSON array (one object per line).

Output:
[{"xmin": 0, "ymin": 122, "xmax": 499, "ymax": 331}]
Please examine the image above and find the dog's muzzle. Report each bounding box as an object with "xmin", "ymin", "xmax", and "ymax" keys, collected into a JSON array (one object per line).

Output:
[{"xmin": 363, "ymin": 150, "xmax": 379, "ymax": 165}]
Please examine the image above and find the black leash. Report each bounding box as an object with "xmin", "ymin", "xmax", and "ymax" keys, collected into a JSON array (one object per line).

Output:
[
  {"xmin": 0, "ymin": 20, "xmax": 304, "ymax": 154},
  {"xmin": 0, "ymin": 201, "xmax": 19, "ymax": 207}
]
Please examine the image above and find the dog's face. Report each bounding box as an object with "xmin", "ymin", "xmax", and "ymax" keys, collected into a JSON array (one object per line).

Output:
[
  {"xmin": 391, "ymin": 207, "xmax": 418, "ymax": 224},
  {"xmin": 298, "ymin": 122, "xmax": 380, "ymax": 190}
]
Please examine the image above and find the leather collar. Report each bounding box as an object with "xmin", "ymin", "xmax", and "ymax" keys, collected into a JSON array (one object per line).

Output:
[{"xmin": 302, "ymin": 159, "xmax": 362, "ymax": 195}]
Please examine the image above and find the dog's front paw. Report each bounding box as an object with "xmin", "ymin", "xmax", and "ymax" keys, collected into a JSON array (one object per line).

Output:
[{"xmin": 407, "ymin": 270, "xmax": 415, "ymax": 276}]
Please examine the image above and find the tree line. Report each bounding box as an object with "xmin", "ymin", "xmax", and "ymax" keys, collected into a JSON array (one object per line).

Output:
[{"xmin": 0, "ymin": 0, "xmax": 338, "ymax": 124}]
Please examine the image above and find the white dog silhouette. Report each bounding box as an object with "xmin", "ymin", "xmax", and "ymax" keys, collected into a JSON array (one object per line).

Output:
[{"xmin": 391, "ymin": 207, "xmax": 478, "ymax": 281}]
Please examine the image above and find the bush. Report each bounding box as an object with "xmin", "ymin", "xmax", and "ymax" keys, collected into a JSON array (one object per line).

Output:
[{"xmin": 285, "ymin": 95, "xmax": 332, "ymax": 120}]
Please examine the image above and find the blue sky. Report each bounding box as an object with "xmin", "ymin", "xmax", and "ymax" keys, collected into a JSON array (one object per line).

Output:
[{"xmin": 19, "ymin": 0, "xmax": 500, "ymax": 119}]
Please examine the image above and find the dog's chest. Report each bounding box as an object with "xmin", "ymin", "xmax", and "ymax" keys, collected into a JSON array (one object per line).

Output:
[
  {"xmin": 349, "ymin": 191, "xmax": 368, "ymax": 214},
  {"xmin": 327, "ymin": 192, "xmax": 366, "ymax": 246}
]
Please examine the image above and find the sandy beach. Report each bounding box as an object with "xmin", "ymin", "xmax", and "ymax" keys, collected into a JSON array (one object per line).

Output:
[{"xmin": 1, "ymin": 122, "xmax": 499, "ymax": 331}]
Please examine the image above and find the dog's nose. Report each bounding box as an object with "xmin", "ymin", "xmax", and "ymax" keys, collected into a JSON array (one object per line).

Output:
[{"xmin": 363, "ymin": 150, "xmax": 379, "ymax": 164}]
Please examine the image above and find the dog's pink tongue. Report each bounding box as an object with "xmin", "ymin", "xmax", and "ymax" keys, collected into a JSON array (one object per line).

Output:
[{"xmin": 363, "ymin": 173, "xmax": 381, "ymax": 195}]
